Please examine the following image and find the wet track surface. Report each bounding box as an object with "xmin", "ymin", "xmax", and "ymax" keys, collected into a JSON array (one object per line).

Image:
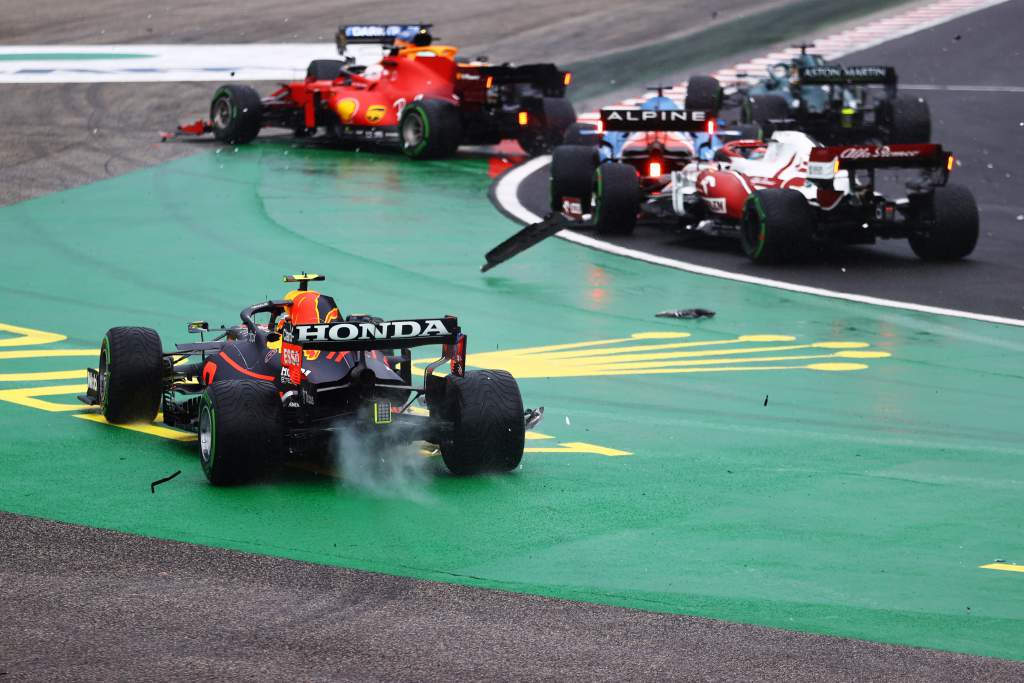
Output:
[
  {"xmin": 515, "ymin": 0, "xmax": 1024, "ymax": 320},
  {"xmin": 2, "ymin": 1, "xmax": 1023, "ymax": 679}
]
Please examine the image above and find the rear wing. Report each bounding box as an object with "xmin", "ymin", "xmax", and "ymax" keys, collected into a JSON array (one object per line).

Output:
[
  {"xmin": 808, "ymin": 144, "xmax": 953, "ymax": 181},
  {"xmin": 457, "ymin": 63, "xmax": 571, "ymax": 99},
  {"xmin": 600, "ymin": 108, "xmax": 715, "ymax": 133},
  {"xmin": 280, "ymin": 316, "xmax": 464, "ymax": 384},
  {"xmin": 797, "ymin": 65, "xmax": 896, "ymax": 85}
]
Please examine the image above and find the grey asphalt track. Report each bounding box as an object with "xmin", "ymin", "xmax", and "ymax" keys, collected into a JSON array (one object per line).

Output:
[
  {"xmin": 3, "ymin": 0, "xmax": 1023, "ymax": 679},
  {"xmin": 514, "ymin": 0, "xmax": 1024, "ymax": 320},
  {"xmin": 4, "ymin": 512, "xmax": 1023, "ymax": 681}
]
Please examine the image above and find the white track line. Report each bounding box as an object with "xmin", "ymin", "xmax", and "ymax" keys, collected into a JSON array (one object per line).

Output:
[{"xmin": 493, "ymin": 0, "xmax": 1024, "ymax": 328}]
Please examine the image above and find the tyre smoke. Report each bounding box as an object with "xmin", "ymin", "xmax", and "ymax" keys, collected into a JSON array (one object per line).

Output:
[{"xmin": 332, "ymin": 424, "xmax": 435, "ymax": 501}]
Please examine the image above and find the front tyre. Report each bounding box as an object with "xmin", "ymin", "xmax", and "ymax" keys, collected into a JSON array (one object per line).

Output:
[
  {"xmin": 593, "ymin": 162, "xmax": 640, "ymax": 234},
  {"xmin": 550, "ymin": 144, "xmax": 599, "ymax": 213},
  {"xmin": 210, "ymin": 84, "xmax": 262, "ymax": 144},
  {"xmin": 439, "ymin": 370, "xmax": 526, "ymax": 476},
  {"xmin": 400, "ymin": 99, "xmax": 463, "ymax": 160},
  {"xmin": 100, "ymin": 327, "xmax": 163, "ymax": 424},
  {"xmin": 740, "ymin": 188, "xmax": 815, "ymax": 264},
  {"xmin": 908, "ymin": 184, "xmax": 978, "ymax": 260},
  {"xmin": 199, "ymin": 380, "xmax": 284, "ymax": 486}
]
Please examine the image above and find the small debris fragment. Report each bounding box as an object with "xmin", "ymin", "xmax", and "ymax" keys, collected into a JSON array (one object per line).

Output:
[
  {"xmin": 151, "ymin": 470, "xmax": 182, "ymax": 493},
  {"xmin": 564, "ymin": 416, "xmax": 571, "ymax": 426},
  {"xmin": 763, "ymin": 395, "xmax": 768, "ymax": 407},
  {"xmin": 1016, "ymin": 215, "xmax": 1023, "ymax": 221},
  {"xmin": 656, "ymin": 308, "xmax": 715, "ymax": 319}
]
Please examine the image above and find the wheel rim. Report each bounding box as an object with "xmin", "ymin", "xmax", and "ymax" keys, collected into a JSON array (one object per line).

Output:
[
  {"xmin": 212, "ymin": 97, "xmax": 232, "ymax": 130},
  {"xmin": 199, "ymin": 404, "xmax": 213, "ymax": 465},
  {"xmin": 99, "ymin": 338, "xmax": 111, "ymax": 409},
  {"xmin": 401, "ymin": 112, "xmax": 424, "ymax": 148},
  {"xmin": 741, "ymin": 201, "xmax": 765, "ymax": 257}
]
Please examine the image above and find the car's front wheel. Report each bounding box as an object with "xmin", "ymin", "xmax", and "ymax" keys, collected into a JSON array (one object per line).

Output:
[
  {"xmin": 209, "ymin": 84, "xmax": 262, "ymax": 144},
  {"xmin": 100, "ymin": 326, "xmax": 163, "ymax": 425}
]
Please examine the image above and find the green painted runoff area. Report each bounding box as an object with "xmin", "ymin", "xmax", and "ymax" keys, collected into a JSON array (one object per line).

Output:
[{"xmin": 0, "ymin": 143, "xmax": 1021, "ymax": 659}]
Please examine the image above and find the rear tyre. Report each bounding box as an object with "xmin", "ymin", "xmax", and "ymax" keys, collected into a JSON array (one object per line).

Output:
[
  {"xmin": 100, "ymin": 327, "xmax": 163, "ymax": 425},
  {"xmin": 685, "ymin": 75, "xmax": 722, "ymax": 113},
  {"xmin": 400, "ymin": 99, "xmax": 463, "ymax": 159},
  {"xmin": 210, "ymin": 84, "xmax": 262, "ymax": 144},
  {"xmin": 199, "ymin": 380, "xmax": 284, "ymax": 486},
  {"xmin": 439, "ymin": 369, "xmax": 526, "ymax": 476},
  {"xmin": 517, "ymin": 97, "xmax": 577, "ymax": 156},
  {"xmin": 885, "ymin": 95, "xmax": 931, "ymax": 143},
  {"xmin": 550, "ymin": 144, "xmax": 599, "ymax": 213},
  {"xmin": 562, "ymin": 122, "xmax": 599, "ymax": 146},
  {"xmin": 908, "ymin": 184, "xmax": 978, "ymax": 260},
  {"xmin": 593, "ymin": 162, "xmax": 640, "ymax": 234},
  {"xmin": 306, "ymin": 59, "xmax": 345, "ymax": 81},
  {"xmin": 743, "ymin": 94, "xmax": 789, "ymax": 126},
  {"xmin": 740, "ymin": 188, "xmax": 815, "ymax": 264}
]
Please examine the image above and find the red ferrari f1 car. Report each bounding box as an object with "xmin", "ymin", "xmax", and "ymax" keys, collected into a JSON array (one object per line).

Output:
[{"xmin": 177, "ymin": 24, "xmax": 576, "ymax": 159}]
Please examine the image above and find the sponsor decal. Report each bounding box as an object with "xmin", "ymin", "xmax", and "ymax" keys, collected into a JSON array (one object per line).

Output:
[
  {"xmin": 280, "ymin": 366, "xmax": 294, "ymax": 385},
  {"xmin": 562, "ymin": 197, "xmax": 583, "ymax": 218},
  {"xmin": 603, "ymin": 109, "xmax": 706, "ymax": 123},
  {"xmin": 336, "ymin": 98, "xmax": 359, "ymax": 123},
  {"xmin": 87, "ymin": 369, "xmax": 98, "ymax": 391},
  {"xmin": 292, "ymin": 318, "xmax": 454, "ymax": 344},
  {"xmin": 839, "ymin": 145, "xmax": 920, "ymax": 159},
  {"xmin": 282, "ymin": 347, "xmax": 301, "ymax": 367},
  {"xmin": 807, "ymin": 161, "xmax": 836, "ymax": 179},
  {"xmin": 799, "ymin": 65, "xmax": 893, "ymax": 83},
  {"xmin": 705, "ymin": 196, "xmax": 727, "ymax": 214},
  {"xmin": 365, "ymin": 105, "xmax": 386, "ymax": 123},
  {"xmin": 392, "ymin": 97, "xmax": 407, "ymax": 115}
]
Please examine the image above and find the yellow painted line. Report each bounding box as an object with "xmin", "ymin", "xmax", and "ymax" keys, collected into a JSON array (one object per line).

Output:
[
  {"xmin": 0, "ymin": 369, "xmax": 86, "ymax": 382},
  {"xmin": 74, "ymin": 412, "xmax": 197, "ymax": 442},
  {"xmin": 526, "ymin": 442, "xmax": 632, "ymax": 456},
  {"xmin": 980, "ymin": 563, "xmax": 1024, "ymax": 573},
  {"xmin": 0, "ymin": 349, "xmax": 96, "ymax": 360},
  {"xmin": 0, "ymin": 383, "xmax": 89, "ymax": 411},
  {"xmin": 526, "ymin": 335, "xmax": 799, "ymax": 361},
  {"xmin": 0, "ymin": 322, "xmax": 67, "ymax": 347}
]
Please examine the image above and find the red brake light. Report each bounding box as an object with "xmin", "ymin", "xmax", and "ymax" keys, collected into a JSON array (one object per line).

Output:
[
  {"xmin": 648, "ymin": 160, "xmax": 663, "ymax": 177},
  {"xmin": 563, "ymin": 72, "xmax": 573, "ymax": 86},
  {"xmin": 485, "ymin": 75, "xmax": 494, "ymax": 89},
  {"xmin": 947, "ymin": 154, "xmax": 955, "ymax": 172},
  {"xmin": 518, "ymin": 111, "xmax": 529, "ymax": 126},
  {"xmin": 706, "ymin": 119, "xmax": 717, "ymax": 135},
  {"xmin": 595, "ymin": 120, "xmax": 605, "ymax": 134}
]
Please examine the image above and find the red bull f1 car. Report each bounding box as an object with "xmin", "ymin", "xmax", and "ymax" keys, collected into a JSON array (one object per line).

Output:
[
  {"xmin": 176, "ymin": 24, "xmax": 576, "ymax": 159},
  {"xmin": 79, "ymin": 274, "xmax": 543, "ymax": 485}
]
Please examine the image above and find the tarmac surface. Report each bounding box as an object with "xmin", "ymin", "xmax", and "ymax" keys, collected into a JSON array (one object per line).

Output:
[
  {"xmin": 5, "ymin": 511, "xmax": 1023, "ymax": 681},
  {"xmin": 514, "ymin": 0, "xmax": 1024, "ymax": 321},
  {"xmin": 2, "ymin": 0, "xmax": 1023, "ymax": 679}
]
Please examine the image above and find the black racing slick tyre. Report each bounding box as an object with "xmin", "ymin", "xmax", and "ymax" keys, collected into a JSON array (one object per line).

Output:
[
  {"xmin": 886, "ymin": 95, "xmax": 931, "ymax": 143},
  {"xmin": 550, "ymin": 144, "xmax": 599, "ymax": 213},
  {"xmin": 685, "ymin": 75, "xmax": 722, "ymax": 113},
  {"xmin": 198, "ymin": 380, "xmax": 284, "ymax": 486},
  {"xmin": 400, "ymin": 99, "xmax": 463, "ymax": 159},
  {"xmin": 210, "ymin": 84, "xmax": 262, "ymax": 144},
  {"xmin": 593, "ymin": 162, "xmax": 640, "ymax": 235},
  {"xmin": 306, "ymin": 59, "xmax": 344, "ymax": 81},
  {"xmin": 908, "ymin": 184, "xmax": 979, "ymax": 260},
  {"xmin": 517, "ymin": 97, "xmax": 577, "ymax": 156},
  {"xmin": 740, "ymin": 188, "xmax": 815, "ymax": 264},
  {"xmin": 439, "ymin": 369, "xmax": 526, "ymax": 476},
  {"xmin": 100, "ymin": 327, "xmax": 163, "ymax": 425},
  {"xmin": 743, "ymin": 94, "xmax": 789, "ymax": 126},
  {"xmin": 562, "ymin": 122, "xmax": 599, "ymax": 146}
]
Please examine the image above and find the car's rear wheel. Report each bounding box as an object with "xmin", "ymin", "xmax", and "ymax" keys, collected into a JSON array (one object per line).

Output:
[
  {"xmin": 550, "ymin": 144, "xmax": 599, "ymax": 213},
  {"xmin": 439, "ymin": 369, "xmax": 525, "ymax": 476},
  {"xmin": 100, "ymin": 327, "xmax": 163, "ymax": 425},
  {"xmin": 742, "ymin": 94, "xmax": 789, "ymax": 126},
  {"xmin": 199, "ymin": 380, "xmax": 284, "ymax": 486},
  {"xmin": 908, "ymin": 184, "xmax": 978, "ymax": 260},
  {"xmin": 210, "ymin": 84, "xmax": 262, "ymax": 144},
  {"xmin": 685, "ymin": 75, "xmax": 722, "ymax": 113},
  {"xmin": 593, "ymin": 162, "xmax": 640, "ymax": 234},
  {"xmin": 740, "ymin": 188, "xmax": 815, "ymax": 263},
  {"xmin": 400, "ymin": 99, "xmax": 463, "ymax": 159},
  {"xmin": 885, "ymin": 95, "xmax": 931, "ymax": 143},
  {"xmin": 517, "ymin": 97, "xmax": 577, "ymax": 156}
]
